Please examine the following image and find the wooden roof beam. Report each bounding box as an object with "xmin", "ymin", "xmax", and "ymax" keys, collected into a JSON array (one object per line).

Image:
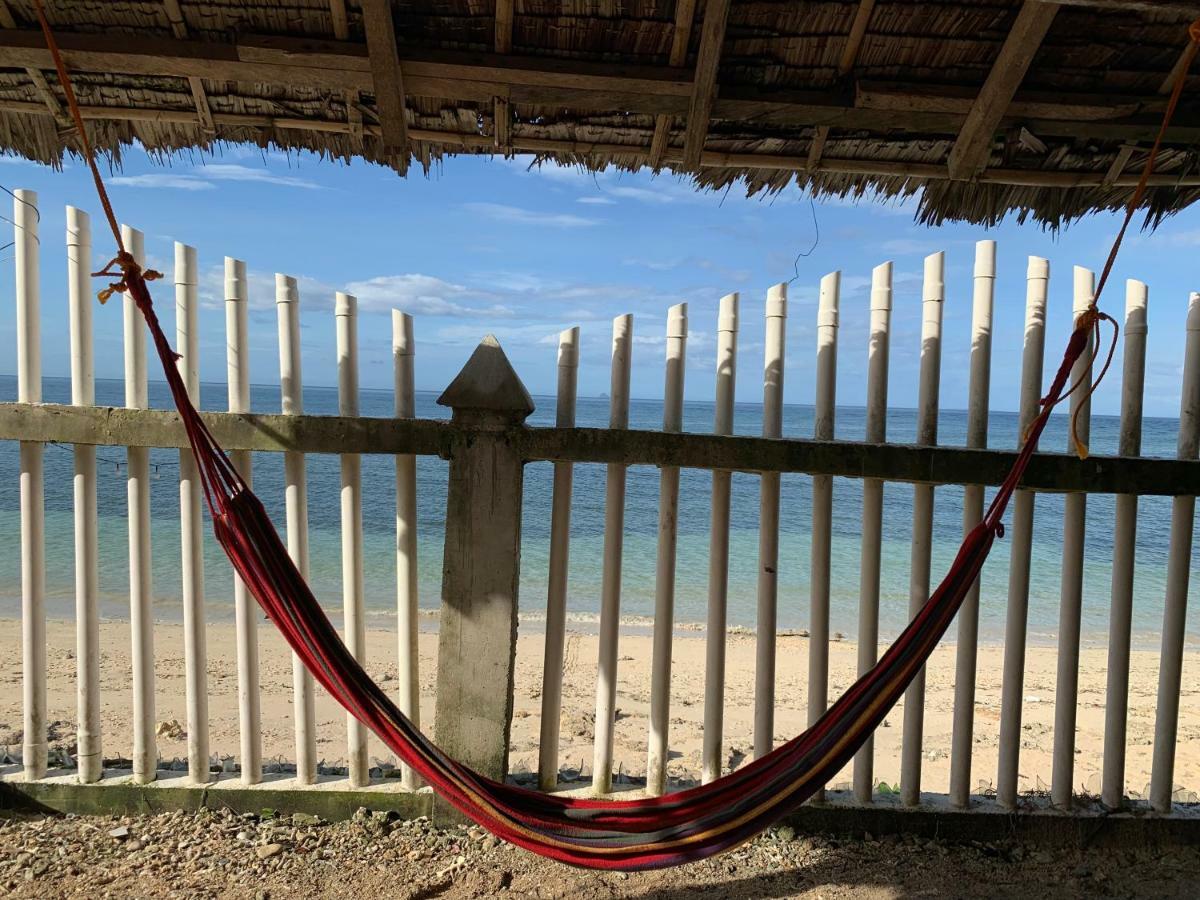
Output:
[
  {"xmin": 682, "ymin": 0, "xmax": 731, "ymax": 170},
  {"xmin": 1160, "ymin": 38, "xmax": 1197, "ymax": 94},
  {"xmin": 326, "ymin": 2, "xmax": 363, "ymax": 147},
  {"xmin": 1103, "ymin": 143, "xmax": 1136, "ymax": 185},
  {"xmin": 806, "ymin": 125, "xmax": 830, "ymax": 171},
  {"xmin": 9, "ymin": 95, "xmax": 1200, "ymax": 188},
  {"xmin": 0, "ymin": 0, "xmax": 73, "ymax": 133},
  {"xmin": 495, "ymin": 0, "xmax": 514, "ymax": 54},
  {"xmin": 649, "ymin": 0, "xmax": 697, "ymax": 169},
  {"xmin": 838, "ymin": 0, "xmax": 876, "ymax": 77},
  {"xmin": 361, "ymin": 0, "xmax": 409, "ymax": 173},
  {"xmin": 329, "ymin": 0, "xmax": 349, "ymax": 39},
  {"xmin": 947, "ymin": 1, "xmax": 1060, "ymax": 181},
  {"xmin": 5, "ymin": 30, "xmax": 1200, "ymax": 146},
  {"xmin": 162, "ymin": 0, "xmax": 215, "ymax": 134},
  {"xmin": 493, "ymin": 0, "xmax": 514, "ymax": 151}
]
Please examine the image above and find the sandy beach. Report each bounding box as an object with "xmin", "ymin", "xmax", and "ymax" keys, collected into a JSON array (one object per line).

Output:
[{"xmin": 1, "ymin": 617, "xmax": 1196, "ymax": 800}]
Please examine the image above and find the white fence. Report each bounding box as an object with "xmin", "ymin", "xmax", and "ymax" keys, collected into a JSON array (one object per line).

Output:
[{"xmin": 3, "ymin": 189, "xmax": 1200, "ymax": 819}]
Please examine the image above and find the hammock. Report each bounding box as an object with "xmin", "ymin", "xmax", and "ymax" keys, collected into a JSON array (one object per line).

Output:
[{"xmin": 29, "ymin": 0, "xmax": 1199, "ymax": 871}]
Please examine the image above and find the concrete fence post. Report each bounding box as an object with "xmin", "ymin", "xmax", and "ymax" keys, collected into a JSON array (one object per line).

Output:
[{"xmin": 434, "ymin": 335, "xmax": 533, "ymax": 800}]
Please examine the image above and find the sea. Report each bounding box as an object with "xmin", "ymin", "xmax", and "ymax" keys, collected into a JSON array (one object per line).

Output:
[{"xmin": 0, "ymin": 374, "xmax": 1196, "ymax": 650}]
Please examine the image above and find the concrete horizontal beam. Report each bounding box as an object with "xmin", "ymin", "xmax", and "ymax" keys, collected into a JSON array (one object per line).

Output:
[
  {"xmin": 1, "ymin": 402, "xmax": 1196, "ymax": 495},
  {"xmin": 4, "ymin": 778, "xmax": 1199, "ymax": 850},
  {"xmin": 0, "ymin": 772, "xmax": 431, "ymax": 822},
  {"xmin": 518, "ymin": 427, "xmax": 1200, "ymax": 496}
]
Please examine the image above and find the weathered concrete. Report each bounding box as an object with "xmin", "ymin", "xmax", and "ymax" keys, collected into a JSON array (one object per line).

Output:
[
  {"xmin": 0, "ymin": 773, "xmax": 431, "ymax": 821},
  {"xmin": 4, "ymin": 777, "xmax": 1200, "ymax": 851},
  {"xmin": 1, "ymin": 401, "xmax": 1196, "ymax": 495},
  {"xmin": 433, "ymin": 338, "xmax": 531, "ymax": 821}
]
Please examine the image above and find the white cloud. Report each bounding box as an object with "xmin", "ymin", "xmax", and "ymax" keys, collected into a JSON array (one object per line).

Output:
[
  {"xmin": 343, "ymin": 274, "xmax": 516, "ymax": 318},
  {"xmin": 578, "ymin": 196, "xmax": 617, "ymax": 205},
  {"xmin": 110, "ymin": 163, "xmax": 320, "ymax": 192},
  {"xmin": 1154, "ymin": 228, "xmax": 1200, "ymax": 247},
  {"xmin": 110, "ymin": 173, "xmax": 217, "ymax": 191},
  {"xmin": 0, "ymin": 154, "xmax": 46, "ymax": 166},
  {"xmin": 192, "ymin": 163, "xmax": 321, "ymax": 189},
  {"xmin": 463, "ymin": 202, "xmax": 598, "ymax": 228}
]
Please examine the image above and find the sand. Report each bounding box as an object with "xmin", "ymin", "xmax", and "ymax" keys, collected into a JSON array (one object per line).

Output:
[{"xmin": 1, "ymin": 617, "xmax": 1196, "ymax": 800}]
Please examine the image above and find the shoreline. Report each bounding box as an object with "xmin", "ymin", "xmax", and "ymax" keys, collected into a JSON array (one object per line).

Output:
[
  {"xmin": 0, "ymin": 605, "xmax": 1183, "ymax": 653},
  {"xmin": 1, "ymin": 617, "xmax": 1196, "ymax": 799}
]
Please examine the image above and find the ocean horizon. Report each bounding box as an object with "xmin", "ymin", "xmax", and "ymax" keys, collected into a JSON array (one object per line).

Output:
[{"xmin": 1, "ymin": 374, "xmax": 1196, "ymax": 651}]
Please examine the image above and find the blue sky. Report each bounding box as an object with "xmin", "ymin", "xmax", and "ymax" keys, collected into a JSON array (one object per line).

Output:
[{"xmin": 1, "ymin": 147, "xmax": 1197, "ymax": 418}]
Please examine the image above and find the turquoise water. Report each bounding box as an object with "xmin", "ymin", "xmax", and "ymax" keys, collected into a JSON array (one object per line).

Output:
[{"xmin": 0, "ymin": 375, "xmax": 1195, "ymax": 648}]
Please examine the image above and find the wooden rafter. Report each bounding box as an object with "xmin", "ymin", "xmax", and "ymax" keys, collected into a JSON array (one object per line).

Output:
[
  {"xmin": 329, "ymin": 0, "xmax": 349, "ymax": 39},
  {"xmin": 495, "ymin": 0, "xmax": 514, "ymax": 54},
  {"xmin": 806, "ymin": 126, "xmax": 830, "ymax": 171},
  {"xmin": 649, "ymin": 0, "xmax": 697, "ymax": 169},
  {"xmin": 682, "ymin": 0, "xmax": 731, "ymax": 169},
  {"xmin": 325, "ymin": 1, "xmax": 363, "ymax": 147},
  {"xmin": 493, "ymin": 0, "xmax": 514, "ymax": 151},
  {"xmin": 360, "ymin": 0, "xmax": 409, "ymax": 173},
  {"xmin": 947, "ymin": 2, "xmax": 1060, "ymax": 180},
  {"xmin": 161, "ymin": 0, "xmax": 215, "ymax": 133},
  {"xmin": 2, "ymin": 31, "xmax": 1198, "ymax": 146},
  {"xmin": 1160, "ymin": 41, "xmax": 1196, "ymax": 94},
  {"xmin": 1103, "ymin": 143, "xmax": 1136, "ymax": 185},
  {"xmin": 6, "ymin": 94, "xmax": 1200, "ymax": 188},
  {"xmin": 838, "ymin": 0, "xmax": 876, "ymax": 77}
]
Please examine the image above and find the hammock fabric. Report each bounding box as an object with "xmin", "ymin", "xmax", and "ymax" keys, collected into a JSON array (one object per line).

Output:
[{"xmin": 30, "ymin": 0, "xmax": 1199, "ymax": 872}]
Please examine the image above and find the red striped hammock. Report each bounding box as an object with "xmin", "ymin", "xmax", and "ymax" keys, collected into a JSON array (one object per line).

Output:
[
  {"xmin": 30, "ymin": 0, "xmax": 1197, "ymax": 870},
  {"xmin": 119, "ymin": 258, "xmax": 1093, "ymax": 869}
]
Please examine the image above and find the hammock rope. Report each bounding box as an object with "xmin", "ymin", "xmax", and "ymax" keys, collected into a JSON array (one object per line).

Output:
[{"xmin": 28, "ymin": 0, "xmax": 1200, "ymax": 870}]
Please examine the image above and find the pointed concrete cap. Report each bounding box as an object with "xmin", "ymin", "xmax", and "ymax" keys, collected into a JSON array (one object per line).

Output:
[{"xmin": 437, "ymin": 335, "xmax": 535, "ymax": 423}]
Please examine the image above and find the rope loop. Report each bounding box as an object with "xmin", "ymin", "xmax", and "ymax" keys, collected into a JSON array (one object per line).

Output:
[{"xmin": 91, "ymin": 253, "xmax": 163, "ymax": 304}]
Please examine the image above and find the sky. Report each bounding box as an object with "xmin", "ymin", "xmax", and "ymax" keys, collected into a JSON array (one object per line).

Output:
[{"xmin": 1, "ymin": 146, "xmax": 1198, "ymax": 418}]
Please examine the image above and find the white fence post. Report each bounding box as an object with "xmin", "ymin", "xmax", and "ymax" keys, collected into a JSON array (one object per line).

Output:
[
  {"xmin": 175, "ymin": 242, "xmax": 209, "ymax": 784},
  {"xmin": 65, "ymin": 207, "xmax": 100, "ymax": 787},
  {"xmin": 996, "ymin": 256, "xmax": 1050, "ymax": 808},
  {"xmin": 900, "ymin": 251, "xmax": 944, "ymax": 807},
  {"xmin": 67, "ymin": 205, "xmax": 101, "ymax": 784},
  {"xmin": 593, "ymin": 314, "xmax": 633, "ymax": 794},
  {"xmin": 277, "ymin": 273, "xmax": 318, "ymax": 784},
  {"xmin": 122, "ymin": 224, "xmax": 156, "ymax": 785},
  {"xmin": 852, "ymin": 262, "xmax": 890, "ymax": 804},
  {"xmin": 336, "ymin": 292, "xmax": 369, "ymax": 787},
  {"xmin": 813, "ymin": 271, "xmax": 840, "ymax": 804},
  {"xmin": 393, "ymin": 310, "xmax": 421, "ymax": 790},
  {"xmin": 1101, "ymin": 279, "xmax": 1148, "ymax": 809},
  {"xmin": 16, "ymin": 189, "xmax": 45, "ymax": 782},
  {"xmin": 647, "ymin": 305, "xmax": 687, "ymax": 795},
  {"xmin": 538, "ymin": 326, "xmax": 580, "ymax": 791},
  {"xmin": 949, "ymin": 240, "xmax": 996, "ymax": 807},
  {"xmin": 1150, "ymin": 291, "xmax": 1200, "ymax": 813},
  {"xmin": 754, "ymin": 285, "xmax": 786, "ymax": 761},
  {"xmin": 1051, "ymin": 267, "xmax": 1095, "ymax": 810},
  {"xmin": 226, "ymin": 257, "xmax": 261, "ymax": 785},
  {"xmin": 703, "ymin": 293, "xmax": 739, "ymax": 785}
]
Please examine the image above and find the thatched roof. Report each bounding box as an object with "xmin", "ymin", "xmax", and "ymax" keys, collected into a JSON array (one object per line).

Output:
[{"xmin": 2, "ymin": 0, "xmax": 1200, "ymax": 227}]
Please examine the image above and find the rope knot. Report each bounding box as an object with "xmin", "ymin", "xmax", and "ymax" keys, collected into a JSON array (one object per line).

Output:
[{"xmin": 91, "ymin": 253, "xmax": 164, "ymax": 304}]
